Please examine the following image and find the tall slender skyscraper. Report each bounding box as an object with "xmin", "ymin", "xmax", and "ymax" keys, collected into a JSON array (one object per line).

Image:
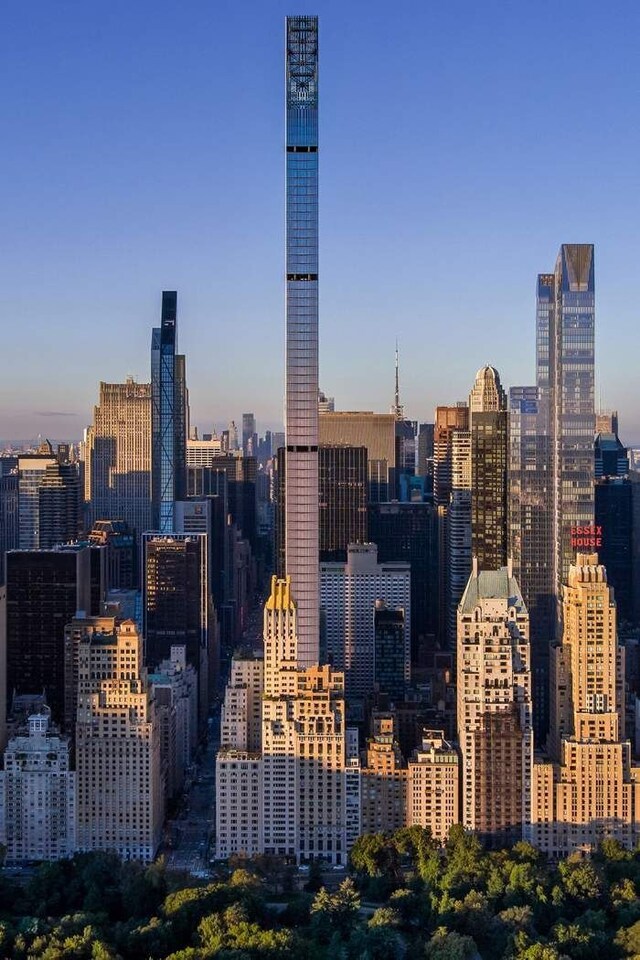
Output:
[
  {"xmin": 284, "ymin": 16, "xmax": 319, "ymax": 666},
  {"xmin": 539, "ymin": 246, "xmax": 595, "ymax": 598},
  {"xmin": 152, "ymin": 291, "xmax": 186, "ymax": 533}
]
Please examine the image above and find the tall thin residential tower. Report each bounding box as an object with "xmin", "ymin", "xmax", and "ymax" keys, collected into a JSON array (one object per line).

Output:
[{"xmin": 284, "ymin": 16, "xmax": 319, "ymax": 666}]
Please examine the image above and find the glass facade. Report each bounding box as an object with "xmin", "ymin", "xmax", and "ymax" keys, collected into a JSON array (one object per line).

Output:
[
  {"xmin": 151, "ymin": 291, "xmax": 178, "ymax": 533},
  {"xmin": 285, "ymin": 16, "xmax": 320, "ymax": 666},
  {"xmin": 549, "ymin": 246, "xmax": 596, "ymax": 592}
]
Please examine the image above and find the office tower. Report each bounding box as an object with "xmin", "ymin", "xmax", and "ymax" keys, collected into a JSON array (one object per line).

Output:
[
  {"xmin": 509, "ymin": 385, "xmax": 554, "ymax": 739},
  {"xmin": 417, "ymin": 422, "xmax": 435, "ymax": 485},
  {"xmin": 17, "ymin": 441, "xmax": 57, "ymax": 549},
  {"xmin": 187, "ymin": 450, "xmax": 257, "ymax": 548},
  {"xmin": 596, "ymin": 410, "xmax": 619, "ymax": 435},
  {"xmin": 320, "ymin": 412, "xmax": 397, "ymax": 504},
  {"xmin": 447, "ymin": 428, "xmax": 472, "ymax": 645},
  {"xmin": 595, "ymin": 431, "xmax": 633, "ymax": 624},
  {"xmin": 149, "ymin": 647, "xmax": 198, "ymax": 805},
  {"xmin": 0, "ymin": 467, "xmax": 18, "ymax": 584},
  {"xmin": 88, "ymin": 519, "xmax": 136, "ymax": 590},
  {"xmin": 360, "ymin": 714, "xmax": 408, "ymax": 834},
  {"xmin": 433, "ymin": 405, "xmax": 469, "ymax": 507},
  {"xmin": 457, "ymin": 560, "xmax": 532, "ymax": 846},
  {"xmin": 38, "ymin": 461, "xmax": 81, "ymax": 548},
  {"xmin": 368, "ymin": 501, "xmax": 438, "ymax": 663},
  {"xmin": 0, "ymin": 712, "xmax": 76, "ymax": 863},
  {"xmin": 533, "ymin": 554, "xmax": 640, "ymax": 854},
  {"xmin": 407, "ymin": 730, "xmax": 459, "ymax": 842},
  {"xmin": 6, "ymin": 546, "xmax": 91, "ymax": 724},
  {"xmin": 374, "ymin": 602, "xmax": 406, "ymax": 702},
  {"xmin": 142, "ymin": 534, "xmax": 210, "ymax": 723},
  {"xmin": 320, "ymin": 544, "xmax": 411, "ymax": 701},
  {"xmin": 242, "ymin": 413, "xmax": 257, "ymax": 457},
  {"xmin": 151, "ymin": 291, "xmax": 188, "ymax": 533},
  {"xmin": 76, "ymin": 619, "xmax": 162, "ymax": 862},
  {"xmin": 538, "ymin": 246, "xmax": 595, "ymax": 597},
  {"xmin": 469, "ymin": 365, "xmax": 508, "ymax": 569},
  {"xmin": 318, "ymin": 389, "xmax": 335, "ymax": 413},
  {"xmin": 319, "ymin": 445, "xmax": 368, "ymax": 561},
  {"xmin": 86, "ymin": 378, "xmax": 152, "ymax": 543},
  {"xmin": 284, "ymin": 15, "xmax": 320, "ymax": 666}
]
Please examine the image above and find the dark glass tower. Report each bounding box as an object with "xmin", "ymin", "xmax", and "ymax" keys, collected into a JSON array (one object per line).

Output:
[
  {"xmin": 284, "ymin": 16, "xmax": 319, "ymax": 666},
  {"xmin": 151, "ymin": 291, "xmax": 187, "ymax": 533}
]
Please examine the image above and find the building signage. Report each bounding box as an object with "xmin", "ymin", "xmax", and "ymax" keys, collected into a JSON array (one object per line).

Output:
[{"xmin": 570, "ymin": 525, "xmax": 602, "ymax": 548}]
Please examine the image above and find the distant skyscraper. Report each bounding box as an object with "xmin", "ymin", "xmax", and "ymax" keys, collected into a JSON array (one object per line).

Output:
[
  {"xmin": 38, "ymin": 461, "xmax": 81, "ymax": 549},
  {"xmin": 17, "ymin": 442, "xmax": 58, "ymax": 549},
  {"xmin": 319, "ymin": 412, "xmax": 398, "ymax": 502},
  {"xmin": 318, "ymin": 445, "xmax": 368, "ymax": 562},
  {"xmin": 242, "ymin": 413, "xmax": 257, "ymax": 457},
  {"xmin": 86, "ymin": 378, "xmax": 152, "ymax": 544},
  {"xmin": 539, "ymin": 246, "xmax": 596, "ymax": 597},
  {"xmin": 416, "ymin": 422, "xmax": 435, "ymax": 486},
  {"xmin": 0, "ymin": 467, "xmax": 18, "ymax": 584},
  {"xmin": 469, "ymin": 365, "xmax": 508, "ymax": 570},
  {"xmin": 595, "ymin": 430, "xmax": 633, "ymax": 624},
  {"xmin": 284, "ymin": 15, "xmax": 320, "ymax": 666},
  {"xmin": 151, "ymin": 291, "xmax": 188, "ymax": 533},
  {"xmin": 457, "ymin": 560, "xmax": 532, "ymax": 846}
]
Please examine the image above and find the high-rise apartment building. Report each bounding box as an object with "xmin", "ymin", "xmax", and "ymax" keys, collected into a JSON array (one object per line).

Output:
[
  {"xmin": 594, "ymin": 431, "xmax": 634, "ymax": 624},
  {"xmin": 407, "ymin": 729, "xmax": 459, "ymax": 842},
  {"xmin": 457, "ymin": 560, "xmax": 532, "ymax": 846},
  {"xmin": 538, "ymin": 246, "xmax": 596, "ymax": 598},
  {"xmin": 5, "ymin": 546, "xmax": 91, "ymax": 724},
  {"xmin": 85, "ymin": 378, "xmax": 152, "ymax": 543},
  {"xmin": 360, "ymin": 713, "xmax": 407, "ymax": 835},
  {"xmin": 75, "ymin": 619, "xmax": 162, "ymax": 862},
  {"xmin": 447, "ymin": 428, "xmax": 472, "ymax": 645},
  {"xmin": 151, "ymin": 291, "xmax": 187, "ymax": 533},
  {"xmin": 469, "ymin": 365, "xmax": 508, "ymax": 570},
  {"xmin": 320, "ymin": 543, "xmax": 411, "ymax": 701},
  {"xmin": 88, "ymin": 519, "xmax": 136, "ymax": 590},
  {"xmin": 0, "ymin": 712, "xmax": 76, "ymax": 863},
  {"xmin": 532, "ymin": 554, "xmax": 640, "ymax": 854},
  {"xmin": 284, "ymin": 15, "xmax": 320, "ymax": 666}
]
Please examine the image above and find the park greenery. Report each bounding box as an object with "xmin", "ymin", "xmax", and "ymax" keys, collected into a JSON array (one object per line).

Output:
[{"xmin": 1, "ymin": 828, "xmax": 640, "ymax": 958}]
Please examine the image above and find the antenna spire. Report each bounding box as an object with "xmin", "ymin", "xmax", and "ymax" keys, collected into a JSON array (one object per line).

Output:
[{"xmin": 391, "ymin": 340, "xmax": 404, "ymax": 419}]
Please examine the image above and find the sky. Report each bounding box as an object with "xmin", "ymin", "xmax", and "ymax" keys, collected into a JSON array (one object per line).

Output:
[{"xmin": 1, "ymin": 0, "xmax": 639, "ymax": 444}]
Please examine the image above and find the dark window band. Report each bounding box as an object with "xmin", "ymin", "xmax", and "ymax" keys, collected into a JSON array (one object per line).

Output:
[
  {"xmin": 287, "ymin": 273, "xmax": 318, "ymax": 281},
  {"xmin": 286, "ymin": 145, "xmax": 318, "ymax": 152},
  {"xmin": 286, "ymin": 445, "xmax": 319, "ymax": 453}
]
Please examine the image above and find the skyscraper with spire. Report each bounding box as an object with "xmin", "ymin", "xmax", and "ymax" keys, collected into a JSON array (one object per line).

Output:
[
  {"xmin": 284, "ymin": 15, "xmax": 320, "ymax": 667},
  {"xmin": 391, "ymin": 342, "xmax": 404, "ymax": 420}
]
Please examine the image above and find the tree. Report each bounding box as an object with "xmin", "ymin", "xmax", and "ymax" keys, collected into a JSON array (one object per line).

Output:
[
  {"xmin": 311, "ymin": 879, "xmax": 361, "ymax": 942},
  {"xmin": 425, "ymin": 927, "xmax": 479, "ymax": 960}
]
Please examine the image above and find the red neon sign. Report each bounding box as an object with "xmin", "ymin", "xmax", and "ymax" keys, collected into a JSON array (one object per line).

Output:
[{"xmin": 570, "ymin": 525, "xmax": 602, "ymax": 548}]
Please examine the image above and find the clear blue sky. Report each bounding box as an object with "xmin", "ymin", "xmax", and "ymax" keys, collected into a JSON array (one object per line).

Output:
[{"xmin": 1, "ymin": 0, "xmax": 639, "ymax": 444}]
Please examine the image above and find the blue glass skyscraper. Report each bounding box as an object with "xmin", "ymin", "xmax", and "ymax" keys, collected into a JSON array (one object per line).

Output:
[
  {"xmin": 284, "ymin": 16, "xmax": 319, "ymax": 666},
  {"xmin": 151, "ymin": 291, "xmax": 179, "ymax": 533}
]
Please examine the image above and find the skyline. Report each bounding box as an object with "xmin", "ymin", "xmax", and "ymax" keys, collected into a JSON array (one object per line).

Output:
[{"xmin": 2, "ymin": 1, "xmax": 640, "ymax": 442}]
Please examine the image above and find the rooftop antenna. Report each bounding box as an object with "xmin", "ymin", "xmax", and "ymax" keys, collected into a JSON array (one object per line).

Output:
[{"xmin": 391, "ymin": 340, "xmax": 404, "ymax": 420}]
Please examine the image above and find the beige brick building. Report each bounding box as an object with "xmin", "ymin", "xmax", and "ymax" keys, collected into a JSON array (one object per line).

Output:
[
  {"xmin": 75, "ymin": 619, "xmax": 162, "ymax": 862},
  {"xmin": 407, "ymin": 730, "xmax": 459, "ymax": 842},
  {"xmin": 457, "ymin": 560, "xmax": 532, "ymax": 846},
  {"xmin": 532, "ymin": 554, "xmax": 640, "ymax": 854}
]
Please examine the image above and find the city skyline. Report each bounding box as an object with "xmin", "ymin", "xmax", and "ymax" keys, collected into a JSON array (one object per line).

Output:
[{"xmin": 2, "ymin": 2, "xmax": 640, "ymax": 442}]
